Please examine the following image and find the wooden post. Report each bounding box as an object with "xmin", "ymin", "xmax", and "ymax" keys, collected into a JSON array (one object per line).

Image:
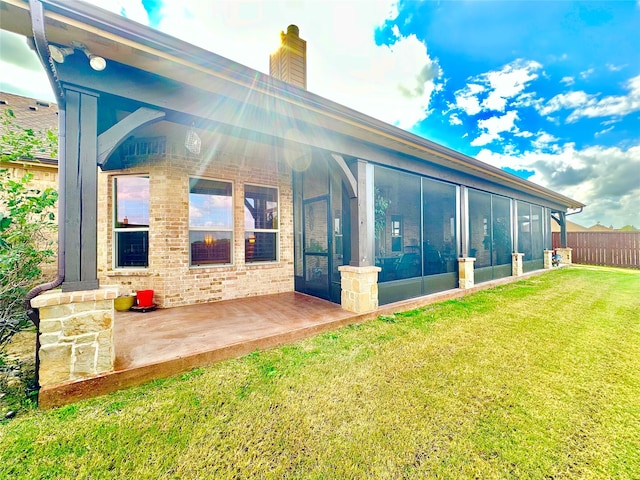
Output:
[{"xmin": 62, "ymin": 87, "xmax": 99, "ymax": 292}]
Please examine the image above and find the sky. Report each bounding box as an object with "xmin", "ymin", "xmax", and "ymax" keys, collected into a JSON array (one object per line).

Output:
[{"xmin": 1, "ymin": 0, "xmax": 639, "ymax": 229}]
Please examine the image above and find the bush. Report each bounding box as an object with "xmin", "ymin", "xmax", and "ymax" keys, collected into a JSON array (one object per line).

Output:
[{"xmin": 1, "ymin": 109, "xmax": 58, "ymax": 350}]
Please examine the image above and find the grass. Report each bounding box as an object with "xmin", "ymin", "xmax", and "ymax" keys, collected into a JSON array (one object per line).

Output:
[{"xmin": 1, "ymin": 266, "xmax": 639, "ymax": 479}]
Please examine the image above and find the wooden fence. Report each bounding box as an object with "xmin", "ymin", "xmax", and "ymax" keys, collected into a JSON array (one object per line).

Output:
[{"xmin": 552, "ymin": 232, "xmax": 640, "ymax": 269}]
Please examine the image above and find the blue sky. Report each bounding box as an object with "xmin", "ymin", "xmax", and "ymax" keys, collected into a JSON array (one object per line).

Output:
[{"xmin": 1, "ymin": 0, "xmax": 638, "ymax": 228}]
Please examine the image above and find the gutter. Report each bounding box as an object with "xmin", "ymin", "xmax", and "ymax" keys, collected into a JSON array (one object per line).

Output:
[{"xmin": 25, "ymin": 0, "xmax": 66, "ymax": 311}]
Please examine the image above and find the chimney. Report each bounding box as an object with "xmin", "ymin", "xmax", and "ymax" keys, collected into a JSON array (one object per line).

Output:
[{"xmin": 270, "ymin": 24, "xmax": 307, "ymax": 89}]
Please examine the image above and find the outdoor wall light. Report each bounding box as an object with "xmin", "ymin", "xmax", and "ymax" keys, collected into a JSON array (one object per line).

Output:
[
  {"xmin": 48, "ymin": 44, "xmax": 74, "ymax": 63},
  {"xmin": 72, "ymin": 42, "xmax": 107, "ymax": 71},
  {"xmin": 48, "ymin": 42, "xmax": 107, "ymax": 71}
]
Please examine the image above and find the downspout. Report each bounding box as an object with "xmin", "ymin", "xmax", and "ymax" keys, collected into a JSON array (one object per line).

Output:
[{"xmin": 25, "ymin": 0, "xmax": 66, "ymax": 310}]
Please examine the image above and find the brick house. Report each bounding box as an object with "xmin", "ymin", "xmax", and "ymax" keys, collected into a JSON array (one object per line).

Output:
[
  {"xmin": 2, "ymin": 0, "xmax": 583, "ymax": 389},
  {"xmin": 2, "ymin": 0, "xmax": 585, "ymax": 308}
]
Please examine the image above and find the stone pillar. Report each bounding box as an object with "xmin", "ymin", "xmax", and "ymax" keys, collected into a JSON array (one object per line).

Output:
[
  {"xmin": 543, "ymin": 250, "xmax": 553, "ymax": 269},
  {"xmin": 338, "ymin": 265, "xmax": 381, "ymax": 313},
  {"xmin": 30, "ymin": 287, "xmax": 118, "ymax": 387},
  {"xmin": 512, "ymin": 253, "xmax": 524, "ymax": 276},
  {"xmin": 555, "ymin": 247, "xmax": 572, "ymax": 265},
  {"xmin": 458, "ymin": 257, "xmax": 476, "ymax": 289}
]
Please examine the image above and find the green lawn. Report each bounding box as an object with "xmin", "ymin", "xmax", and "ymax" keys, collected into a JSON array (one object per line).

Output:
[{"xmin": 1, "ymin": 267, "xmax": 639, "ymax": 479}]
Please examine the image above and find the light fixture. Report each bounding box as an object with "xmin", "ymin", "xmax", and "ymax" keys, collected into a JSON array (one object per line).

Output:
[
  {"xmin": 72, "ymin": 41, "xmax": 107, "ymax": 71},
  {"xmin": 49, "ymin": 41, "xmax": 107, "ymax": 71},
  {"xmin": 185, "ymin": 124, "xmax": 202, "ymax": 155},
  {"xmin": 48, "ymin": 44, "xmax": 74, "ymax": 63}
]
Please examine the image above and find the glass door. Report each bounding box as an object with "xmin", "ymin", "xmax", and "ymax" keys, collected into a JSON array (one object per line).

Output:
[{"xmin": 302, "ymin": 197, "xmax": 330, "ymax": 299}]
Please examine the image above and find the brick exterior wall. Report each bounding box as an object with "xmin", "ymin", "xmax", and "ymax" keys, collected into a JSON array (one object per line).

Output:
[{"xmin": 97, "ymin": 139, "xmax": 295, "ymax": 308}]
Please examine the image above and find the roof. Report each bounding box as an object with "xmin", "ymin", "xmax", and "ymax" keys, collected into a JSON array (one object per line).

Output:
[
  {"xmin": 0, "ymin": 0, "xmax": 585, "ymax": 210},
  {"xmin": 551, "ymin": 219, "xmax": 589, "ymax": 233},
  {"xmin": 0, "ymin": 91, "xmax": 59, "ymax": 163}
]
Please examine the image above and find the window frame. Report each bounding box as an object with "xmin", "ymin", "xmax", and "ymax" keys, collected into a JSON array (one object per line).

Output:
[
  {"xmin": 112, "ymin": 174, "xmax": 151, "ymax": 269},
  {"xmin": 244, "ymin": 183, "xmax": 280, "ymax": 264},
  {"xmin": 189, "ymin": 177, "xmax": 235, "ymax": 268}
]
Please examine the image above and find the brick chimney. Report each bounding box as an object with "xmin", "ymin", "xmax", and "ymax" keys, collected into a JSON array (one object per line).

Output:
[{"xmin": 270, "ymin": 24, "xmax": 307, "ymax": 89}]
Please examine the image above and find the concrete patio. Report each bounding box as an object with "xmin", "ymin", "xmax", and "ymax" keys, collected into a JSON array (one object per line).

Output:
[{"xmin": 38, "ymin": 269, "xmax": 551, "ymax": 408}]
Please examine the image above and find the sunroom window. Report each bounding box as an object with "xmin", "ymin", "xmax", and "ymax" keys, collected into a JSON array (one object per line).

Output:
[
  {"xmin": 189, "ymin": 178, "xmax": 233, "ymax": 266},
  {"xmin": 244, "ymin": 185, "xmax": 278, "ymax": 263},
  {"xmin": 114, "ymin": 175, "xmax": 149, "ymax": 268}
]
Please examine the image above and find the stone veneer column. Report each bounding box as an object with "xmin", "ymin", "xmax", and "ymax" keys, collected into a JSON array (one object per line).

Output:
[
  {"xmin": 30, "ymin": 287, "xmax": 119, "ymax": 387},
  {"xmin": 458, "ymin": 257, "xmax": 476, "ymax": 289},
  {"xmin": 338, "ymin": 266, "xmax": 381, "ymax": 314},
  {"xmin": 543, "ymin": 250, "xmax": 553, "ymax": 269},
  {"xmin": 512, "ymin": 253, "xmax": 524, "ymax": 276},
  {"xmin": 555, "ymin": 247, "xmax": 572, "ymax": 265}
]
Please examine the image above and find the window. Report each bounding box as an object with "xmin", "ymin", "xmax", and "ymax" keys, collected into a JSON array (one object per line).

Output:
[
  {"xmin": 423, "ymin": 178, "xmax": 457, "ymax": 275},
  {"xmin": 189, "ymin": 178, "xmax": 233, "ymax": 266},
  {"xmin": 114, "ymin": 176, "xmax": 149, "ymax": 268},
  {"xmin": 244, "ymin": 185, "xmax": 278, "ymax": 262},
  {"xmin": 374, "ymin": 166, "xmax": 421, "ymax": 282},
  {"xmin": 468, "ymin": 190, "xmax": 512, "ymax": 268}
]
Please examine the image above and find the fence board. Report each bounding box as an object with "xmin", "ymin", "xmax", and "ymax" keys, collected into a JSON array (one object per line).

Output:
[{"xmin": 552, "ymin": 232, "xmax": 640, "ymax": 268}]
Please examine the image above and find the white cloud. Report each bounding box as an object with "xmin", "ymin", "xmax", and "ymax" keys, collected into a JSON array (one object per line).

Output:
[
  {"xmin": 454, "ymin": 83, "xmax": 485, "ymax": 116},
  {"xmin": 567, "ymin": 74, "xmax": 640, "ymax": 121},
  {"xmin": 476, "ymin": 143, "xmax": 640, "ymax": 228},
  {"xmin": 479, "ymin": 60, "xmax": 542, "ymax": 112},
  {"xmin": 606, "ymin": 63, "xmax": 625, "ymax": 72},
  {"xmin": 531, "ymin": 131, "xmax": 559, "ymax": 151},
  {"xmin": 560, "ymin": 76, "xmax": 575, "ymax": 86},
  {"xmin": 470, "ymin": 110, "xmax": 519, "ymax": 146},
  {"xmin": 539, "ymin": 75, "xmax": 640, "ymax": 121},
  {"xmin": 448, "ymin": 112, "xmax": 463, "ymax": 126},
  {"xmin": 580, "ymin": 67, "xmax": 594, "ymax": 79},
  {"xmin": 149, "ymin": 0, "xmax": 438, "ymax": 129},
  {"xmin": 595, "ymin": 126, "xmax": 614, "ymax": 137},
  {"xmin": 452, "ymin": 60, "xmax": 541, "ymax": 117},
  {"xmin": 538, "ymin": 90, "xmax": 595, "ymax": 116}
]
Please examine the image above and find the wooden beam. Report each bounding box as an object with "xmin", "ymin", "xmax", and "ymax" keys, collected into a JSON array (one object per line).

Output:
[
  {"xmin": 329, "ymin": 153, "xmax": 357, "ymax": 199},
  {"xmin": 98, "ymin": 107, "xmax": 165, "ymax": 168}
]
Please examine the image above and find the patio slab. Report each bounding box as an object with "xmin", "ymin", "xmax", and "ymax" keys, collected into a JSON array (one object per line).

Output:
[{"xmin": 38, "ymin": 268, "xmax": 551, "ymax": 408}]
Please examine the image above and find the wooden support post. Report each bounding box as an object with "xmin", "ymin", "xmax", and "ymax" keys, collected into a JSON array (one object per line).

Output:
[{"xmin": 62, "ymin": 87, "xmax": 99, "ymax": 292}]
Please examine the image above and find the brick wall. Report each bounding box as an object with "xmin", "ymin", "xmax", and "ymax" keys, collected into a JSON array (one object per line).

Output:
[{"xmin": 97, "ymin": 138, "xmax": 294, "ymax": 307}]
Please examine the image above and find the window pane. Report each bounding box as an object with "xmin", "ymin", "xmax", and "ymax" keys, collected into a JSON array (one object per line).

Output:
[
  {"xmin": 492, "ymin": 195, "xmax": 512, "ymax": 266},
  {"xmin": 115, "ymin": 176, "xmax": 149, "ymax": 227},
  {"xmin": 517, "ymin": 201, "xmax": 532, "ymax": 260},
  {"xmin": 244, "ymin": 185, "xmax": 278, "ymax": 230},
  {"xmin": 116, "ymin": 231, "xmax": 148, "ymax": 267},
  {"xmin": 374, "ymin": 166, "xmax": 421, "ymax": 282},
  {"xmin": 189, "ymin": 179, "xmax": 232, "ymax": 229},
  {"xmin": 245, "ymin": 232, "xmax": 277, "ymax": 262},
  {"xmin": 531, "ymin": 205, "xmax": 543, "ymax": 260},
  {"xmin": 423, "ymin": 178, "xmax": 457, "ymax": 275},
  {"xmin": 468, "ymin": 189, "xmax": 492, "ymax": 268},
  {"xmin": 190, "ymin": 231, "xmax": 232, "ymax": 265}
]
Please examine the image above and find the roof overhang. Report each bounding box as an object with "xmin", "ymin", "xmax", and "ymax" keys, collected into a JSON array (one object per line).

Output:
[{"xmin": 0, "ymin": 0, "xmax": 585, "ymax": 210}]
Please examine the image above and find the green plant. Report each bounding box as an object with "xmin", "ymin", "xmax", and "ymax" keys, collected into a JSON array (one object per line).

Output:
[{"xmin": 1, "ymin": 110, "xmax": 58, "ymax": 349}]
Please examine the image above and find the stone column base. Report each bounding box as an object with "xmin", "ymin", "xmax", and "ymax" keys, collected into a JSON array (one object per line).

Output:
[
  {"xmin": 544, "ymin": 250, "xmax": 553, "ymax": 269},
  {"xmin": 338, "ymin": 265, "xmax": 381, "ymax": 314},
  {"xmin": 458, "ymin": 257, "xmax": 476, "ymax": 289},
  {"xmin": 512, "ymin": 252, "xmax": 524, "ymax": 276},
  {"xmin": 30, "ymin": 286, "xmax": 119, "ymax": 387},
  {"xmin": 555, "ymin": 247, "xmax": 572, "ymax": 265}
]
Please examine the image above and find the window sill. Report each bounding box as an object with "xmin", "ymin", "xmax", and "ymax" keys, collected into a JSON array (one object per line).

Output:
[
  {"xmin": 244, "ymin": 261, "xmax": 281, "ymax": 268},
  {"xmin": 106, "ymin": 269, "xmax": 152, "ymax": 277}
]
